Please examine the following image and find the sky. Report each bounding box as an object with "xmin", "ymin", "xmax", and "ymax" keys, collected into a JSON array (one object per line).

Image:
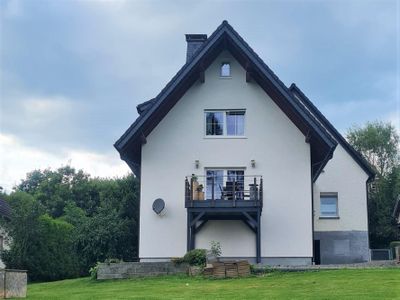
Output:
[{"xmin": 0, "ymin": 0, "xmax": 399, "ymax": 192}]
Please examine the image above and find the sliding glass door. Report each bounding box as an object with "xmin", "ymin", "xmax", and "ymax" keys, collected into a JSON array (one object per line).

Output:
[{"xmin": 206, "ymin": 169, "xmax": 245, "ymax": 200}]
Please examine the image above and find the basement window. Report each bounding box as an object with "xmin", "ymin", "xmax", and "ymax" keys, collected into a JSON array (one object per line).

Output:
[{"xmin": 220, "ymin": 62, "xmax": 231, "ymax": 77}]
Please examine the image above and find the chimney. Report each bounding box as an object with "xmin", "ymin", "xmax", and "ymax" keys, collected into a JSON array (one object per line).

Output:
[{"xmin": 185, "ymin": 34, "xmax": 207, "ymax": 62}]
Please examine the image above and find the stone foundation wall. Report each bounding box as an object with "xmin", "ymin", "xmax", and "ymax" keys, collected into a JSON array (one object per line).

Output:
[
  {"xmin": 97, "ymin": 262, "xmax": 188, "ymax": 280},
  {"xmin": 0, "ymin": 270, "xmax": 27, "ymax": 299},
  {"xmin": 314, "ymin": 231, "xmax": 369, "ymax": 264}
]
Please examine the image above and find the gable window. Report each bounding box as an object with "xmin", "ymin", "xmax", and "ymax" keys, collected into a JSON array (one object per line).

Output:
[
  {"xmin": 320, "ymin": 193, "xmax": 339, "ymax": 218},
  {"xmin": 220, "ymin": 62, "xmax": 231, "ymax": 77},
  {"xmin": 205, "ymin": 110, "xmax": 245, "ymax": 137}
]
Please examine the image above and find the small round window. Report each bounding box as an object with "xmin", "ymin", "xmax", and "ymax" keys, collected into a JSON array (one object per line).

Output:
[{"xmin": 220, "ymin": 62, "xmax": 231, "ymax": 77}]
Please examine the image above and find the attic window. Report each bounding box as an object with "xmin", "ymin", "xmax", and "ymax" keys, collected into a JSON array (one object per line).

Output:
[{"xmin": 220, "ymin": 63, "xmax": 231, "ymax": 77}]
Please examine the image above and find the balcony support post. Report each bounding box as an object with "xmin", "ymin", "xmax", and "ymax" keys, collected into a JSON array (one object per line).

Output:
[
  {"xmin": 187, "ymin": 211, "xmax": 191, "ymax": 252},
  {"xmin": 256, "ymin": 209, "xmax": 261, "ymax": 263}
]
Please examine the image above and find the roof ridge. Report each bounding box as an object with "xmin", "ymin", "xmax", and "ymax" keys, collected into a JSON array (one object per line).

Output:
[
  {"xmin": 115, "ymin": 21, "xmax": 231, "ymax": 147},
  {"xmin": 289, "ymin": 83, "xmax": 375, "ymax": 180}
]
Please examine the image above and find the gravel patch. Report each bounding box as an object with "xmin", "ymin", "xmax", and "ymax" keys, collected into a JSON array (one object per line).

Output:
[{"xmin": 255, "ymin": 260, "xmax": 399, "ymax": 271}]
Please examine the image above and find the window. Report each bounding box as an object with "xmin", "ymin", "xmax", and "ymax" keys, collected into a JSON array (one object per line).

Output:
[
  {"xmin": 226, "ymin": 111, "xmax": 245, "ymax": 136},
  {"xmin": 205, "ymin": 111, "xmax": 224, "ymax": 136},
  {"xmin": 220, "ymin": 62, "xmax": 231, "ymax": 77},
  {"xmin": 206, "ymin": 169, "xmax": 245, "ymax": 200},
  {"xmin": 320, "ymin": 193, "xmax": 338, "ymax": 218},
  {"xmin": 205, "ymin": 110, "xmax": 245, "ymax": 137}
]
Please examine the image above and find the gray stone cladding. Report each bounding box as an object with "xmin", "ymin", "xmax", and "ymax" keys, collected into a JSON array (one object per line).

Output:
[
  {"xmin": 97, "ymin": 262, "xmax": 189, "ymax": 280},
  {"xmin": 314, "ymin": 231, "xmax": 370, "ymax": 264}
]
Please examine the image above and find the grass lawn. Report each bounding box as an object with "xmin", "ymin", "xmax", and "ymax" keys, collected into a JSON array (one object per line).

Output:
[{"xmin": 27, "ymin": 269, "xmax": 400, "ymax": 299}]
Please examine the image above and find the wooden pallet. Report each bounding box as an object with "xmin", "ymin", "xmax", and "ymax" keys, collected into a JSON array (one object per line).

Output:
[
  {"xmin": 236, "ymin": 261, "xmax": 250, "ymax": 277},
  {"xmin": 204, "ymin": 260, "xmax": 250, "ymax": 278},
  {"xmin": 212, "ymin": 262, "xmax": 226, "ymax": 278},
  {"xmin": 225, "ymin": 262, "xmax": 238, "ymax": 278}
]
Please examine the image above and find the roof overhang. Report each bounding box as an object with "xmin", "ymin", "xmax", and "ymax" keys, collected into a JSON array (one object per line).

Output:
[
  {"xmin": 115, "ymin": 21, "xmax": 337, "ymax": 181},
  {"xmin": 289, "ymin": 84, "xmax": 375, "ymax": 182}
]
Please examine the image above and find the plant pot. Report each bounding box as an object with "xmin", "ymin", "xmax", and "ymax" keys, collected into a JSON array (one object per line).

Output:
[
  {"xmin": 192, "ymin": 181, "xmax": 199, "ymax": 200},
  {"xmin": 198, "ymin": 191, "xmax": 204, "ymax": 200}
]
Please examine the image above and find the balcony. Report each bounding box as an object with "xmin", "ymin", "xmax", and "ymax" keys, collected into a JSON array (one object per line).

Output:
[
  {"xmin": 184, "ymin": 175, "xmax": 263, "ymax": 209},
  {"xmin": 185, "ymin": 174, "xmax": 263, "ymax": 263}
]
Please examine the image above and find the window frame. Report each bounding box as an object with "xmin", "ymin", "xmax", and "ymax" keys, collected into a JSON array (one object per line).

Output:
[
  {"xmin": 205, "ymin": 168, "xmax": 246, "ymax": 200},
  {"xmin": 319, "ymin": 192, "xmax": 339, "ymax": 219},
  {"xmin": 220, "ymin": 62, "xmax": 231, "ymax": 78},
  {"xmin": 204, "ymin": 109, "xmax": 246, "ymax": 138}
]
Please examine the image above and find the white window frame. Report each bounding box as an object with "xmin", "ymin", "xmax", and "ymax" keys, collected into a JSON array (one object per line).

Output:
[
  {"xmin": 220, "ymin": 62, "xmax": 231, "ymax": 78},
  {"xmin": 319, "ymin": 192, "xmax": 339, "ymax": 219},
  {"xmin": 204, "ymin": 110, "xmax": 246, "ymax": 138},
  {"xmin": 204, "ymin": 168, "xmax": 246, "ymax": 200}
]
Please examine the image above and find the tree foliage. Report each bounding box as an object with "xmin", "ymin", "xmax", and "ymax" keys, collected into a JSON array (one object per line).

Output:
[
  {"xmin": 2, "ymin": 167, "xmax": 139, "ymax": 281},
  {"xmin": 347, "ymin": 121, "xmax": 399, "ymax": 177},
  {"xmin": 1, "ymin": 192, "xmax": 79, "ymax": 281},
  {"xmin": 347, "ymin": 121, "xmax": 400, "ymax": 248}
]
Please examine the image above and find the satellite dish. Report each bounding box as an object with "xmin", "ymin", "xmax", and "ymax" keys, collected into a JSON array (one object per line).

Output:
[{"xmin": 152, "ymin": 198, "xmax": 166, "ymax": 216}]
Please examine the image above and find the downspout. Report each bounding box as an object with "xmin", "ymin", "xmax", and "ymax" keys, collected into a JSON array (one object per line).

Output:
[
  {"xmin": 365, "ymin": 174, "xmax": 375, "ymax": 260},
  {"xmin": 365, "ymin": 181, "xmax": 371, "ymax": 260},
  {"xmin": 310, "ymin": 148, "xmax": 315, "ymax": 264}
]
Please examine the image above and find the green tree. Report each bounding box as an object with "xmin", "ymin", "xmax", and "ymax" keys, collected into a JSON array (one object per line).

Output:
[
  {"xmin": 7, "ymin": 167, "xmax": 140, "ymax": 280},
  {"xmin": 18, "ymin": 166, "xmax": 99, "ymax": 217},
  {"xmin": 347, "ymin": 121, "xmax": 400, "ymax": 248},
  {"xmin": 1, "ymin": 192, "xmax": 79, "ymax": 281},
  {"xmin": 73, "ymin": 176, "xmax": 139, "ymax": 270},
  {"xmin": 347, "ymin": 121, "xmax": 399, "ymax": 177}
]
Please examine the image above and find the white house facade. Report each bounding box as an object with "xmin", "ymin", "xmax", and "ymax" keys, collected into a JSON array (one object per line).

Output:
[{"xmin": 115, "ymin": 21, "xmax": 374, "ymax": 265}]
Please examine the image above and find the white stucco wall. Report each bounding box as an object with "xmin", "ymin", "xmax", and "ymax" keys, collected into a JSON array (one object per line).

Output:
[
  {"xmin": 139, "ymin": 51, "xmax": 312, "ymax": 259},
  {"xmin": 313, "ymin": 144, "xmax": 369, "ymax": 232}
]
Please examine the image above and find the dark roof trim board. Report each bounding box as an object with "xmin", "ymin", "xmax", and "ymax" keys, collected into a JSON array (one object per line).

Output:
[
  {"xmin": 115, "ymin": 21, "xmax": 338, "ymax": 181},
  {"xmin": 137, "ymin": 98, "xmax": 156, "ymax": 115},
  {"xmin": 289, "ymin": 84, "xmax": 375, "ymax": 182}
]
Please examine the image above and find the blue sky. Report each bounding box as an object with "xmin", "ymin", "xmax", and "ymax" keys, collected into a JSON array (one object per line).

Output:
[{"xmin": 0, "ymin": 0, "xmax": 399, "ymax": 191}]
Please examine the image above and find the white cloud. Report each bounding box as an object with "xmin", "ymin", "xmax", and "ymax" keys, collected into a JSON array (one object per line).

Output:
[
  {"xmin": 0, "ymin": 133, "xmax": 130, "ymax": 193},
  {"xmin": 20, "ymin": 96, "xmax": 73, "ymax": 127},
  {"xmin": 387, "ymin": 111, "xmax": 400, "ymax": 134}
]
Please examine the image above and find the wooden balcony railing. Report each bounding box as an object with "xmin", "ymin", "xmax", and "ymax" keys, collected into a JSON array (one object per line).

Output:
[{"xmin": 185, "ymin": 175, "xmax": 263, "ymax": 209}]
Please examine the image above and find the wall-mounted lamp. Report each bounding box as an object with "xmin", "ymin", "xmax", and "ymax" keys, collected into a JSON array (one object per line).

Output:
[
  {"xmin": 251, "ymin": 160, "xmax": 256, "ymax": 168},
  {"xmin": 195, "ymin": 160, "xmax": 200, "ymax": 169}
]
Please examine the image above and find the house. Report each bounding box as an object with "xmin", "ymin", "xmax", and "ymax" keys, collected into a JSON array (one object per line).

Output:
[
  {"xmin": 115, "ymin": 21, "xmax": 375, "ymax": 265},
  {"xmin": 0, "ymin": 197, "xmax": 12, "ymax": 268}
]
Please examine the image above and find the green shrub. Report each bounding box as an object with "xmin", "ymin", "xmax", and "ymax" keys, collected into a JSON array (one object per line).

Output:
[
  {"xmin": 183, "ymin": 249, "xmax": 207, "ymax": 266},
  {"xmin": 89, "ymin": 262, "xmax": 100, "ymax": 280},
  {"xmin": 171, "ymin": 257, "xmax": 186, "ymax": 265},
  {"xmin": 1, "ymin": 193, "xmax": 80, "ymax": 281},
  {"xmin": 210, "ymin": 241, "xmax": 222, "ymax": 258},
  {"xmin": 250, "ymin": 264, "xmax": 274, "ymax": 275}
]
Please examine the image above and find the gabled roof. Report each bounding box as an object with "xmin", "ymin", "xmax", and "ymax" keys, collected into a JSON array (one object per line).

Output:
[
  {"xmin": 115, "ymin": 20, "xmax": 337, "ymax": 180},
  {"xmin": 289, "ymin": 84, "xmax": 375, "ymax": 182}
]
